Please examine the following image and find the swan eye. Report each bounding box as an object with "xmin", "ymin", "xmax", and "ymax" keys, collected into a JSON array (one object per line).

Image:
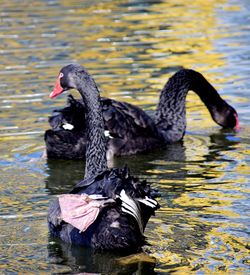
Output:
[{"xmin": 59, "ymin": 72, "xmax": 64, "ymax": 78}]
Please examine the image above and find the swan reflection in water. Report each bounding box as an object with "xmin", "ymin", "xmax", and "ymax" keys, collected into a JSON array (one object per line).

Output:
[
  {"xmin": 45, "ymin": 141, "xmax": 186, "ymax": 195},
  {"xmin": 45, "ymin": 130, "xmax": 238, "ymax": 195},
  {"xmin": 47, "ymin": 237, "xmax": 156, "ymax": 274}
]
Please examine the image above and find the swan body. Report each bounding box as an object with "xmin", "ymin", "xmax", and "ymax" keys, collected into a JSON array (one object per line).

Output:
[
  {"xmin": 45, "ymin": 68, "xmax": 239, "ymax": 159},
  {"xmin": 48, "ymin": 167, "xmax": 159, "ymax": 251},
  {"xmin": 47, "ymin": 64, "xmax": 159, "ymax": 251}
]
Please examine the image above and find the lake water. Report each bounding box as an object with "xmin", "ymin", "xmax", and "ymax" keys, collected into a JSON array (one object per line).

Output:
[{"xmin": 0, "ymin": 0, "xmax": 249, "ymax": 274}]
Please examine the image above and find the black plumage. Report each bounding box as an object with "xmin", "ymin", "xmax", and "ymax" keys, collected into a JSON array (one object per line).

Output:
[
  {"xmin": 47, "ymin": 64, "xmax": 159, "ymax": 251},
  {"xmin": 45, "ymin": 68, "xmax": 239, "ymax": 159},
  {"xmin": 48, "ymin": 167, "xmax": 159, "ymax": 251}
]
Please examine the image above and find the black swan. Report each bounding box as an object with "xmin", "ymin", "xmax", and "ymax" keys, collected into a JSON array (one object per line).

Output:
[
  {"xmin": 47, "ymin": 64, "xmax": 159, "ymax": 251},
  {"xmin": 45, "ymin": 69, "xmax": 239, "ymax": 159}
]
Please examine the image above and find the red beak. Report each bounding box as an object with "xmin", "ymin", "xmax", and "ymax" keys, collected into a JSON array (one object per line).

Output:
[
  {"xmin": 50, "ymin": 74, "xmax": 63, "ymax": 98},
  {"xmin": 234, "ymin": 113, "xmax": 240, "ymax": 131}
]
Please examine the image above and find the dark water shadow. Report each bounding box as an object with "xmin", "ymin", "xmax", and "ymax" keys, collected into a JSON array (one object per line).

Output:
[
  {"xmin": 47, "ymin": 237, "xmax": 157, "ymax": 275},
  {"xmin": 44, "ymin": 130, "xmax": 239, "ymax": 196},
  {"xmin": 45, "ymin": 159, "xmax": 85, "ymax": 194},
  {"xmin": 44, "ymin": 141, "xmax": 187, "ymax": 195}
]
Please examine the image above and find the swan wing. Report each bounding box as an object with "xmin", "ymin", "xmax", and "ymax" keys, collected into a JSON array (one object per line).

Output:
[{"xmin": 101, "ymin": 97, "xmax": 160, "ymax": 139}]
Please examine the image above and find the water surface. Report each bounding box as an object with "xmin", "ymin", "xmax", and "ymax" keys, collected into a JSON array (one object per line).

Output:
[{"xmin": 0, "ymin": 0, "xmax": 249, "ymax": 274}]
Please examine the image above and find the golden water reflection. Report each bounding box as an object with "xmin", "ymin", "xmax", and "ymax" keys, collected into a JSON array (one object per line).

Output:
[{"xmin": 0, "ymin": 0, "xmax": 249, "ymax": 273}]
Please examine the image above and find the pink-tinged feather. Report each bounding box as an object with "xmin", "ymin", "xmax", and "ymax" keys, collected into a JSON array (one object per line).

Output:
[{"xmin": 59, "ymin": 194, "xmax": 103, "ymax": 232}]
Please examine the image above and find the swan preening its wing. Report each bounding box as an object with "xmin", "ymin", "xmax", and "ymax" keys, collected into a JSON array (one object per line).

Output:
[{"xmin": 45, "ymin": 68, "xmax": 239, "ymax": 160}]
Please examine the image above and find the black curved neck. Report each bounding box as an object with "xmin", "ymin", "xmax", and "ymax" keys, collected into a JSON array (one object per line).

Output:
[
  {"xmin": 76, "ymin": 73, "xmax": 107, "ymax": 179},
  {"xmin": 154, "ymin": 69, "xmax": 226, "ymax": 142}
]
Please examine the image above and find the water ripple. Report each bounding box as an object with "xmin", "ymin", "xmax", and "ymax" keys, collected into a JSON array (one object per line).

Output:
[{"xmin": 0, "ymin": 0, "xmax": 249, "ymax": 274}]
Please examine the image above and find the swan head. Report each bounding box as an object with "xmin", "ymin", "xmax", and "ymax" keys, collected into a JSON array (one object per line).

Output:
[
  {"xmin": 212, "ymin": 104, "xmax": 240, "ymax": 131},
  {"xmin": 50, "ymin": 64, "xmax": 88, "ymax": 98}
]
